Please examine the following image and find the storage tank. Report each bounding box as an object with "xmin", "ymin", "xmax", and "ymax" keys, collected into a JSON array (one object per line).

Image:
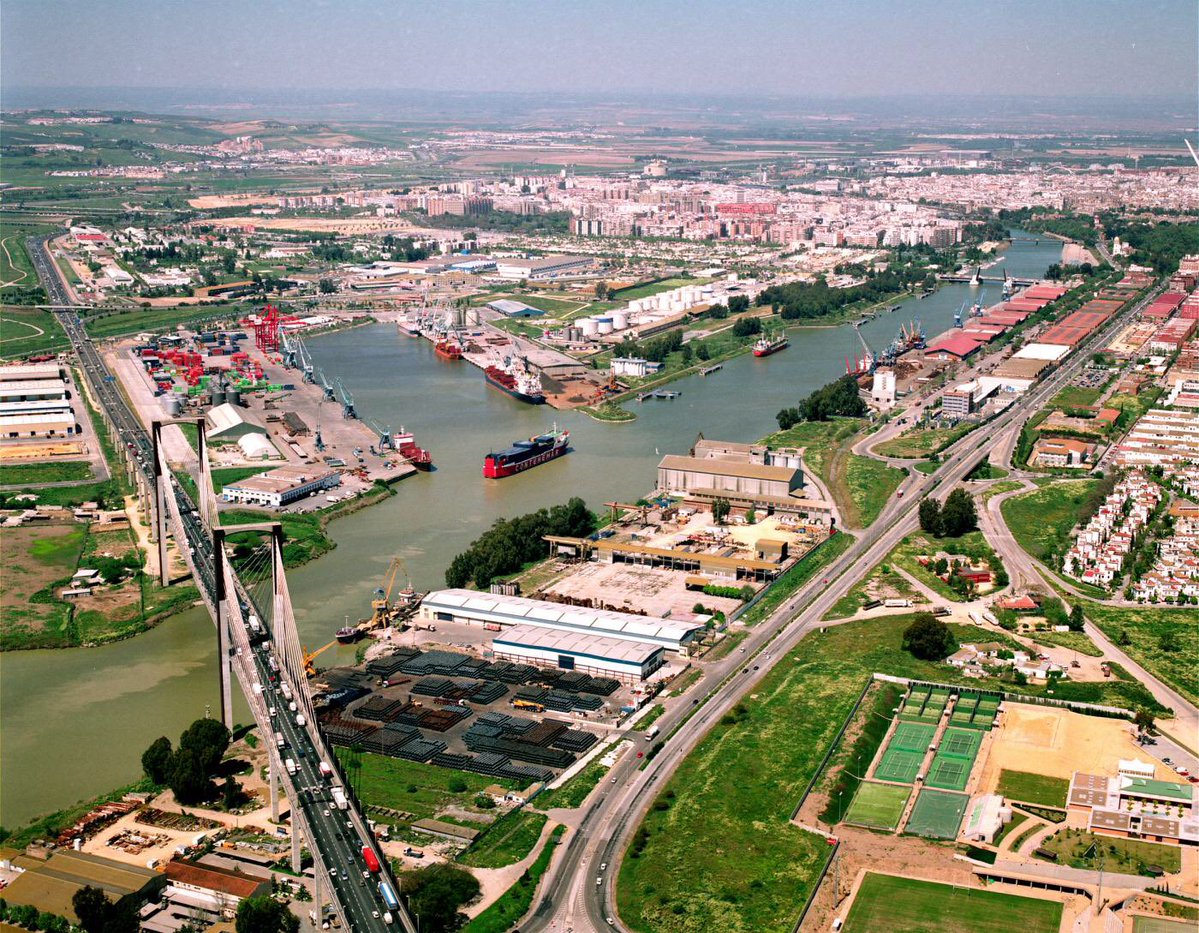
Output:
[
  {"xmin": 596, "ymin": 317, "xmax": 614, "ymax": 335},
  {"xmin": 669, "ymin": 299, "xmax": 685, "ymax": 313},
  {"xmin": 210, "ymin": 389, "xmax": 227, "ymax": 407},
  {"xmin": 611, "ymin": 311, "xmax": 629, "ymax": 330},
  {"xmin": 228, "ymin": 389, "xmax": 243, "ymax": 407},
  {"xmin": 165, "ymin": 396, "xmax": 183, "ymax": 417},
  {"xmin": 580, "ymin": 318, "xmax": 599, "ymax": 337}
]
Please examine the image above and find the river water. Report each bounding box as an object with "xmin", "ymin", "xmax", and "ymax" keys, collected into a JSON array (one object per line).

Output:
[{"xmin": 0, "ymin": 234, "xmax": 1063, "ymax": 827}]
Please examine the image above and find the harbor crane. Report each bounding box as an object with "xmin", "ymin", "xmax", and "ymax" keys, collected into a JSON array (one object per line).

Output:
[
  {"xmin": 335, "ymin": 377, "xmax": 356, "ymax": 420},
  {"xmin": 368, "ymin": 557, "xmax": 419, "ymax": 629},
  {"xmin": 293, "ymin": 337, "xmax": 316, "ymax": 385},
  {"xmin": 365, "ymin": 418, "xmax": 395, "ymax": 453},
  {"xmin": 314, "ymin": 367, "xmax": 336, "ymax": 402},
  {"xmin": 280, "ymin": 332, "xmax": 299, "ymax": 370}
]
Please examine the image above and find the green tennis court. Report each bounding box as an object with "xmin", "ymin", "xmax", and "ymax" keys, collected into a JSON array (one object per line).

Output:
[
  {"xmin": 940, "ymin": 727, "xmax": 982, "ymax": 759},
  {"xmin": 906, "ymin": 789, "xmax": 968, "ymax": 839},
  {"xmin": 844, "ymin": 782, "xmax": 910, "ymax": 830},
  {"xmin": 926, "ymin": 755, "xmax": 971, "ymax": 790},
  {"xmin": 891, "ymin": 722, "xmax": 936, "ymax": 752},
  {"xmin": 875, "ymin": 747, "xmax": 924, "ymax": 784}
]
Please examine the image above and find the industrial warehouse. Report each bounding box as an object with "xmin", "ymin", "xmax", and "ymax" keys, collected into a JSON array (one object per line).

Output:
[
  {"xmin": 419, "ymin": 589, "xmax": 703, "ymax": 657},
  {"xmin": 0, "ymin": 363, "xmax": 79, "ymax": 440},
  {"xmin": 492, "ymin": 624, "xmax": 666, "ymax": 683}
]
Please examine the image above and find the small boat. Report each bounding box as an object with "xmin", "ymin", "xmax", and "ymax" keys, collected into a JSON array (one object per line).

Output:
[{"xmin": 336, "ymin": 625, "xmax": 363, "ymax": 644}]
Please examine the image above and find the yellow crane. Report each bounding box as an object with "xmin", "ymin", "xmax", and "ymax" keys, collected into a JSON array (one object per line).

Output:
[{"xmin": 369, "ymin": 556, "xmax": 417, "ymax": 629}]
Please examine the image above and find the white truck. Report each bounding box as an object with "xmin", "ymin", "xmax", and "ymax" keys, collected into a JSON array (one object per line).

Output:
[
  {"xmin": 285, "ymin": 758, "xmax": 297, "ymax": 776},
  {"xmin": 331, "ymin": 786, "xmax": 348, "ymax": 810},
  {"xmin": 275, "ymin": 732, "xmax": 285, "ymax": 749},
  {"xmin": 644, "ymin": 724, "xmax": 660, "ymax": 742}
]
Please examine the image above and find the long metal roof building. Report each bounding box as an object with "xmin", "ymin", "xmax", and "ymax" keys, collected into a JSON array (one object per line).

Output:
[{"xmin": 418, "ymin": 588, "xmax": 702, "ymax": 652}]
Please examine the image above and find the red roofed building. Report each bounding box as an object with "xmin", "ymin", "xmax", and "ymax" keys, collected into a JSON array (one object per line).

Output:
[
  {"xmin": 162, "ymin": 859, "xmax": 270, "ymax": 904},
  {"xmin": 925, "ymin": 333, "xmax": 986, "ymax": 360}
]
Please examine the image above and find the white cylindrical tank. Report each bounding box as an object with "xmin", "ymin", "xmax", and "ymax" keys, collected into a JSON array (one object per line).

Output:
[
  {"xmin": 580, "ymin": 318, "xmax": 599, "ymax": 337},
  {"xmin": 611, "ymin": 311, "xmax": 628, "ymax": 330},
  {"xmin": 165, "ymin": 395, "xmax": 183, "ymax": 417},
  {"xmin": 596, "ymin": 317, "xmax": 614, "ymax": 335},
  {"xmin": 669, "ymin": 299, "xmax": 685, "ymax": 313}
]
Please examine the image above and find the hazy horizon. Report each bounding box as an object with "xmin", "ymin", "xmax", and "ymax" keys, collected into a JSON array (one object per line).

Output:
[{"xmin": 3, "ymin": 0, "xmax": 1195, "ymax": 105}]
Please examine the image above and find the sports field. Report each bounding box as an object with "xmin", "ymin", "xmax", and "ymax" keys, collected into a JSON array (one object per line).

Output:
[
  {"xmin": 1132, "ymin": 917, "xmax": 1199, "ymax": 933},
  {"xmin": 905, "ymin": 789, "xmax": 968, "ymax": 839},
  {"xmin": 843, "ymin": 872, "xmax": 1063, "ymax": 933},
  {"xmin": 843, "ymin": 782, "xmax": 910, "ymax": 830},
  {"xmin": 924, "ymin": 727, "xmax": 982, "ymax": 791},
  {"xmin": 874, "ymin": 747, "xmax": 924, "ymax": 784}
]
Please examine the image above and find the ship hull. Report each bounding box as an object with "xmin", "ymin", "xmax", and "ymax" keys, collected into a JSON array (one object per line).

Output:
[
  {"xmin": 435, "ymin": 344, "xmax": 463, "ymax": 361},
  {"xmin": 753, "ymin": 340, "xmax": 789, "ymax": 358},
  {"xmin": 484, "ymin": 442, "xmax": 568, "ymax": 478},
  {"xmin": 485, "ymin": 370, "xmax": 545, "ymax": 404}
]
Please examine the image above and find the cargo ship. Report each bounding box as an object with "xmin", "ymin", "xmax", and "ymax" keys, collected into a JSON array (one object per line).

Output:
[
  {"xmin": 752, "ymin": 333, "xmax": 789, "ymax": 357},
  {"xmin": 484, "ymin": 358, "xmax": 545, "ymax": 405},
  {"xmin": 393, "ymin": 428, "xmax": 433, "ymax": 470},
  {"xmin": 484, "ymin": 425, "xmax": 569, "ymax": 478},
  {"xmin": 434, "ymin": 338, "xmax": 463, "ymax": 360}
]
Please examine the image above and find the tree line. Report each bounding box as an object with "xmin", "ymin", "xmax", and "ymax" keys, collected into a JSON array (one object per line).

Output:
[
  {"xmin": 756, "ymin": 265, "xmax": 932, "ymax": 322},
  {"xmin": 776, "ymin": 374, "xmax": 866, "ymax": 429},
  {"xmin": 445, "ymin": 498, "xmax": 596, "ymax": 589}
]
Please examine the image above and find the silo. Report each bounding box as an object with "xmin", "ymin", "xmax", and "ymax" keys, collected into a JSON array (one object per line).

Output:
[
  {"xmin": 228, "ymin": 389, "xmax": 243, "ymax": 407},
  {"xmin": 210, "ymin": 389, "xmax": 226, "ymax": 407}
]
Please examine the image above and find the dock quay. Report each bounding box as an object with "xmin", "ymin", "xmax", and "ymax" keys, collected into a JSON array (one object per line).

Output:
[
  {"xmin": 637, "ymin": 389, "xmax": 682, "ymax": 402},
  {"xmin": 700, "ymin": 364, "xmax": 723, "ymax": 376}
]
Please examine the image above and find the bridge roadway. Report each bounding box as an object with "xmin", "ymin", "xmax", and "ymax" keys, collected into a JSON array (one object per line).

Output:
[
  {"xmin": 523, "ymin": 280, "xmax": 1167, "ymax": 933},
  {"xmin": 27, "ymin": 235, "xmax": 411, "ymax": 933}
]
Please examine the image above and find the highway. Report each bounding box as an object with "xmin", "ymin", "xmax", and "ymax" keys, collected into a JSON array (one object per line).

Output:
[
  {"xmin": 523, "ymin": 278, "xmax": 1169, "ymax": 933},
  {"xmin": 27, "ymin": 235, "xmax": 410, "ymax": 933}
]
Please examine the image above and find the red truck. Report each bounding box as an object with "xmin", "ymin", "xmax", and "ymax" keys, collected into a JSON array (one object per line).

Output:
[{"xmin": 361, "ymin": 846, "xmax": 381, "ymax": 874}]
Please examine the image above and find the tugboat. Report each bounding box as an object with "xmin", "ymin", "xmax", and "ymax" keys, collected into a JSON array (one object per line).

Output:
[
  {"xmin": 484, "ymin": 356, "xmax": 546, "ymax": 405},
  {"xmin": 484, "ymin": 425, "xmax": 570, "ymax": 478},
  {"xmin": 335, "ymin": 623, "xmax": 363, "ymax": 644},
  {"xmin": 752, "ymin": 332, "xmax": 789, "ymax": 357}
]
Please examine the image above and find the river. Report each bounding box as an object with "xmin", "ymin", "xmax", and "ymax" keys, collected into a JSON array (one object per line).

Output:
[{"xmin": 0, "ymin": 233, "xmax": 1063, "ymax": 827}]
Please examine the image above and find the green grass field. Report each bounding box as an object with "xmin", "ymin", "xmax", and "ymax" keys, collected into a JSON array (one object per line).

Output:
[
  {"xmin": 458, "ymin": 808, "xmax": 547, "ymax": 869},
  {"xmin": 342, "ymin": 752, "xmax": 516, "ymax": 827},
  {"xmin": 995, "ymin": 770, "xmax": 1069, "ymax": 808},
  {"xmin": 1000, "ymin": 479, "xmax": 1100, "ymax": 563},
  {"xmin": 1133, "ymin": 917, "xmax": 1199, "ymax": 933},
  {"xmin": 1083, "ymin": 601, "xmax": 1199, "ymax": 707},
  {"xmin": 461, "ymin": 825, "xmax": 564, "ymax": 933},
  {"xmin": 843, "ymin": 872, "xmax": 1063, "ymax": 933},
  {"xmin": 82, "ymin": 303, "xmax": 248, "ymax": 339},
  {"xmin": 874, "ymin": 423, "xmax": 974, "ymax": 459},
  {"xmin": 611, "ymin": 277, "xmax": 700, "ymax": 301},
  {"xmin": 845, "ymin": 455, "xmax": 906, "ymax": 528},
  {"xmin": 843, "ymin": 782, "xmax": 909, "ymax": 830},
  {"xmin": 1036, "ymin": 828, "xmax": 1181, "ymax": 875},
  {"xmin": 0, "ymin": 307, "xmax": 70, "ymax": 359},
  {"xmin": 905, "ymin": 789, "xmax": 968, "ymax": 838},
  {"xmin": 534, "ymin": 761, "xmax": 609, "ymax": 811},
  {"xmin": 1050, "ymin": 383, "xmax": 1105, "ymax": 409},
  {"xmin": 0, "ymin": 460, "xmax": 94, "ymax": 486}
]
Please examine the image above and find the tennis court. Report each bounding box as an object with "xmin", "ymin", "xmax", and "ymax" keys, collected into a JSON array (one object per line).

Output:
[
  {"xmin": 926, "ymin": 755, "xmax": 971, "ymax": 790},
  {"xmin": 906, "ymin": 789, "xmax": 969, "ymax": 839},
  {"xmin": 925, "ymin": 727, "xmax": 981, "ymax": 790},
  {"xmin": 875, "ymin": 747, "xmax": 924, "ymax": 784},
  {"xmin": 891, "ymin": 722, "xmax": 937, "ymax": 752},
  {"xmin": 844, "ymin": 782, "xmax": 910, "ymax": 830}
]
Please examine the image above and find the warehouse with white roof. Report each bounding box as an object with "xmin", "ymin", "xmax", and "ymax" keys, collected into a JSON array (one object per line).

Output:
[
  {"xmin": 492, "ymin": 624, "xmax": 666, "ymax": 683},
  {"xmin": 418, "ymin": 589, "xmax": 703, "ymax": 657}
]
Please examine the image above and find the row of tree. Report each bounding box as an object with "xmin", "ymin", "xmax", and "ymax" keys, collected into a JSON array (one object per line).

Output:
[
  {"xmin": 776, "ymin": 374, "xmax": 866, "ymax": 429},
  {"xmin": 141, "ymin": 718, "xmax": 235, "ymax": 806},
  {"xmin": 917, "ymin": 488, "xmax": 979, "ymax": 538},
  {"xmin": 756, "ymin": 265, "xmax": 931, "ymax": 321},
  {"xmin": 445, "ymin": 498, "xmax": 597, "ymax": 589},
  {"xmin": 611, "ymin": 328, "xmax": 683, "ymax": 364}
]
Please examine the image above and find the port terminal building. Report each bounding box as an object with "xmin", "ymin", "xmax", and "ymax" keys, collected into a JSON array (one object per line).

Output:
[
  {"xmin": 220, "ymin": 466, "xmax": 340, "ymax": 508},
  {"xmin": 492, "ymin": 624, "xmax": 665, "ymax": 683},
  {"xmin": 419, "ymin": 589, "xmax": 703, "ymax": 657}
]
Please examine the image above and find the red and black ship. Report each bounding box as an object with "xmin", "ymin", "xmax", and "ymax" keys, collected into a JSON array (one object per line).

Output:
[{"xmin": 484, "ymin": 426, "xmax": 570, "ymax": 478}]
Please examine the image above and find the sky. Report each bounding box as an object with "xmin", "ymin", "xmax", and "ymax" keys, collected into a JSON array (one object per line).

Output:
[{"xmin": 2, "ymin": 0, "xmax": 1195, "ymax": 101}]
